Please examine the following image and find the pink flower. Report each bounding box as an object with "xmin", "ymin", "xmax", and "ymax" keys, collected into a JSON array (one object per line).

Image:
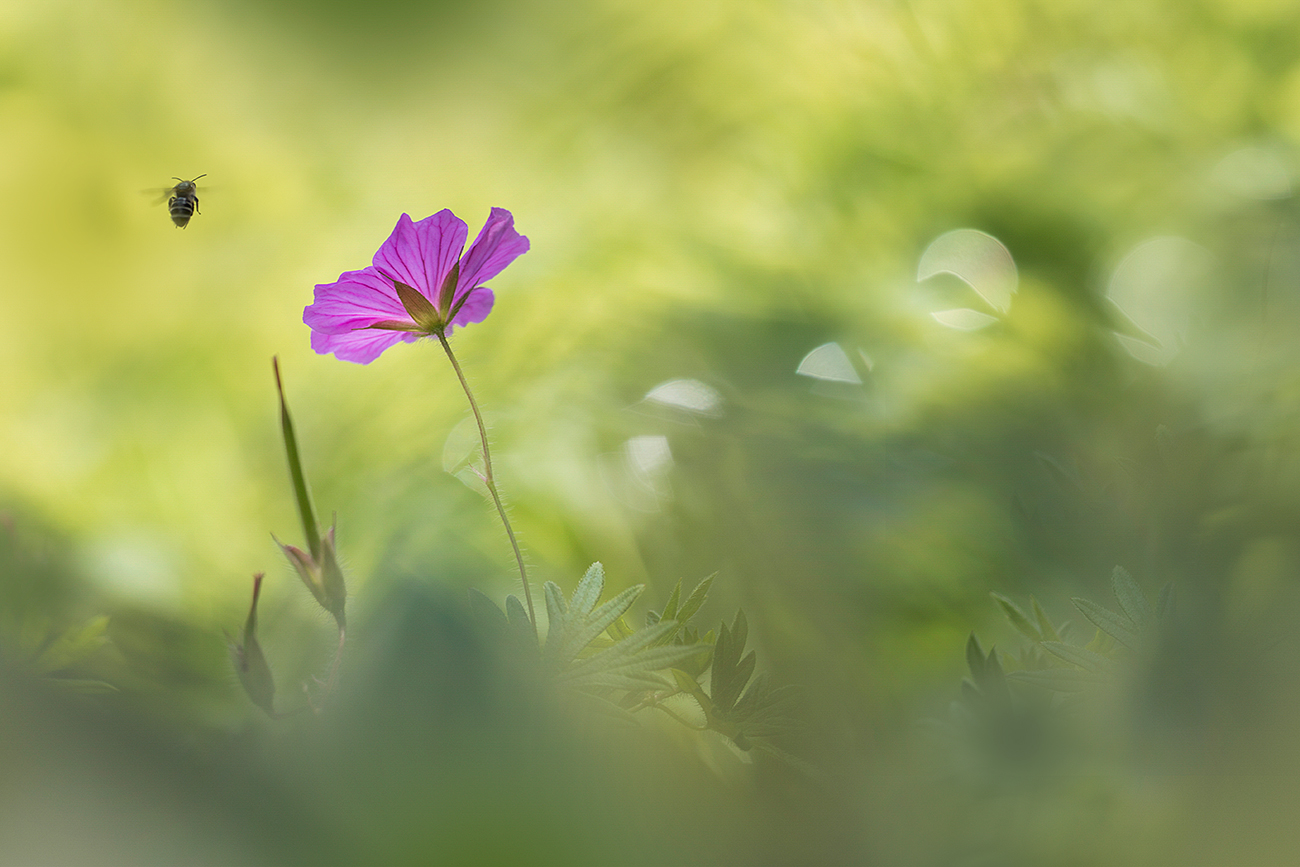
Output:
[{"xmin": 304, "ymin": 208, "xmax": 529, "ymax": 364}]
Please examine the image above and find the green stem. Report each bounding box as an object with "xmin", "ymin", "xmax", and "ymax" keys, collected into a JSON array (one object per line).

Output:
[
  {"xmin": 652, "ymin": 702, "xmax": 709, "ymax": 731},
  {"xmin": 436, "ymin": 331, "xmax": 537, "ymax": 642}
]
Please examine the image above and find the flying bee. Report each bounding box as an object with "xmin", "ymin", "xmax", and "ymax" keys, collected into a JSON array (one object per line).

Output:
[{"xmin": 160, "ymin": 174, "xmax": 206, "ymax": 228}]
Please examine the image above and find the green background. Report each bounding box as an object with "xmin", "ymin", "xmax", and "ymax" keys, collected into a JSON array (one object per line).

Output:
[{"xmin": 5, "ymin": 0, "xmax": 1300, "ymax": 863}]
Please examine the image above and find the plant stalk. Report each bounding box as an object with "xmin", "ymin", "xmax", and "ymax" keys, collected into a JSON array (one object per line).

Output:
[{"xmin": 436, "ymin": 330, "xmax": 538, "ymax": 642}]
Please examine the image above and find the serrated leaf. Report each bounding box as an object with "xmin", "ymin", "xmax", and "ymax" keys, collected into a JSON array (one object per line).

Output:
[
  {"xmin": 1072, "ymin": 597, "xmax": 1138, "ymax": 650},
  {"xmin": 731, "ymin": 609, "xmax": 748, "ymax": 661},
  {"xmin": 543, "ymin": 581, "xmax": 567, "ymax": 638},
  {"xmin": 676, "ymin": 574, "xmax": 714, "ymax": 625},
  {"xmin": 660, "ymin": 580, "xmax": 683, "ymax": 622},
  {"xmin": 1111, "ymin": 566, "xmax": 1151, "ymax": 627},
  {"xmin": 965, "ymin": 633, "xmax": 985, "ymax": 680},
  {"xmin": 33, "ymin": 616, "xmax": 109, "ymax": 675},
  {"xmin": 730, "ymin": 671, "xmax": 770, "ymax": 721},
  {"xmin": 731, "ymin": 680, "xmax": 798, "ymax": 739},
  {"xmin": 981, "ymin": 647, "xmax": 1009, "ymax": 704},
  {"xmin": 561, "ymin": 627, "xmax": 708, "ymax": 687},
  {"xmin": 569, "ymin": 670, "xmax": 673, "ymax": 692},
  {"xmin": 1041, "ymin": 641, "xmax": 1114, "ymax": 673},
  {"xmin": 715, "ymin": 650, "xmax": 756, "ymax": 713},
  {"xmin": 992, "ymin": 593, "xmax": 1040, "ymax": 641},
  {"xmin": 711, "ymin": 612, "xmax": 753, "ymax": 713},
  {"xmin": 559, "ymin": 620, "xmax": 675, "ymax": 679},
  {"xmin": 570, "ymin": 562, "xmax": 606, "ymax": 616},
  {"xmin": 645, "ymin": 609, "xmax": 661, "ymax": 628},
  {"xmin": 1032, "ymin": 596, "xmax": 1061, "ymax": 642},
  {"xmin": 550, "ymin": 585, "xmax": 644, "ymax": 666}
]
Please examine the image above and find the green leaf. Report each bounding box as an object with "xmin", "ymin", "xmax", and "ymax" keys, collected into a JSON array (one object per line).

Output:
[
  {"xmin": 606, "ymin": 616, "xmax": 635, "ymax": 642},
  {"xmin": 731, "ymin": 608, "xmax": 748, "ymax": 661},
  {"xmin": 570, "ymin": 562, "xmax": 606, "ymax": 616},
  {"xmin": 561, "ymin": 620, "xmax": 679, "ymax": 680},
  {"xmin": 47, "ymin": 678, "xmax": 119, "ymax": 695},
  {"xmin": 992, "ymin": 593, "xmax": 1040, "ymax": 642},
  {"xmin": 965, "ymin": 633, "xmax": 985, "ymax": 681},
  {"xmin": 33, "ymin": 616, "xmax": 109, "ymax": 675},
  {"xmin": 318, "ymin": 526, "xmax": 348, "ymax": 628},
  {"xmin": 553, "ymin": 585, "xmax": 644, "ymax": 666},
  {"xmin": 1086, "ymin": 629, "xmax": 1116, "ymax": 655},
  {"xmin": 1032, "ymin": 596, "xmax": 1061, "ymax": 642},
  {"xmin": 1111, "ymin": 566, "xmax": 1151, "ymax": 628},
  {"xmin": 981, "ymin": 646, "xmax": 1009, "ymax": 703},
  {"xmin": 1041, "ymin": 641, "xmax": 1114, "ymax": 673},
  {"xmin": 505, "ymin": 594, "xmax": 530, "ymax": 628},
  {"xmin": 660, "ymin": 580, "xmax": 683, "ymax": 622},
  {"xmin": 467, "ymin": 588, "xmax": 504, "ymax": 620},
  {"xmin": 570, "ymin": 670, "xmax": 673, "ymax": 692},
  {"xmin": 561, "ymin": 625, "xmax": 709, "ymax": 689},
  {"xmin": 715, "ymin": 650, "xmax": 756, "ymax": 713},
  {"xmin": 730, "ymin": 671, "xmax": 770, "ymax": 722},
  {"xmin": 273, "ymin": 358, "xmax": 322, "ymax": 561},
  {"xmin": 676, "ymin": 574, "xmax": 714, "ymax": 625},
  {"xmin": 1071, "ymin": 597, "xmax": 1138, "ymax": 650},
  {"xmin": 711, "ymin": 609, "xmax": 762, "ymax": 715},
  {"xmin": 542, "ymin": 581, "xmax": 568, "ymax": 654}
]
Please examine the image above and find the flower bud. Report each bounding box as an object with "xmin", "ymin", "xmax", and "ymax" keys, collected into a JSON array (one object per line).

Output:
[{"xmin": 227, "ymin": 573, "xmax": 276, "ymax": 715}]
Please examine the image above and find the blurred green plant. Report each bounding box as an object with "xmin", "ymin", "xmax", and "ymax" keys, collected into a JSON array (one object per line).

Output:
[{"xmin": 0, "ymin": 613, "xmax": 116, "ymax": 695}]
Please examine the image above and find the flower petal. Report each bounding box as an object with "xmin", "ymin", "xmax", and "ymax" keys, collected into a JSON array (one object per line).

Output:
[
  {"xmin": 456, "ymin": 208, "xmax": 529, "ymax": 298},
  {"xmin": 304, "ymin": 267, "xmax": 410, "ymax": 335},
  {"xmin": 449, "ymin": 286, "xmax": 495, "ymax": 330},
  {"xmin": 372, "ymin": 211, "xmax": 467, "ymax": 300},
  {"xmin": 310, "ymin": 327, "xmax": 418, "ymax": 365}
]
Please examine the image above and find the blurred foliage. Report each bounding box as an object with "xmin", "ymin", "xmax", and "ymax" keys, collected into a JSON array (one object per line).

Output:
[{"xmin": 5, "ymin": 0, "xmax": 1300, "ymax": 862}]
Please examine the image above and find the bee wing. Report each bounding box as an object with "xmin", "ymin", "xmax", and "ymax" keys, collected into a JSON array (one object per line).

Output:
[{"xmin": 143, "ymin": 186, "xmax": 178, "ymax": 205}]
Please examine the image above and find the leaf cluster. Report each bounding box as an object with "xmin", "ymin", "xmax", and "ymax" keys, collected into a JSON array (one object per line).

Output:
[
  {"xmin": 997, "ymin": 567, "xmax": 1173, "ymax": 693},
  {"xmin": 543, "ymin": 563, "xmax": 710, "ymax": 694},
  {"xmin": 470, "ymin": 567, "xmax": 806, "ymax": 768}
]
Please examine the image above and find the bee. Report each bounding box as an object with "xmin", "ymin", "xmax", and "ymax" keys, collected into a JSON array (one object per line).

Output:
[{"xmin": 164, "ymin": 174, "xmax": 206, "ymax": 228}]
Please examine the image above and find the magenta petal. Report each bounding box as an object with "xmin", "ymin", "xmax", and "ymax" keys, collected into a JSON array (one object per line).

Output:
[
  {"xmin": 372, "ymin": 211, "xmax": 467, "ymax": 301},
  {"xmin": 450, "ymin": 287, "xmax": 495, "ymax": 329},
  {"xmin": 310, "ymin": 328, "xmax": 418, "ymax": 364},
  {"xmin": 304, "ymin": 267, "xmax": 411, "ymax": 335},
  {"xmin": 456, "ymin": 208, "xmax": 529, "ymax": 298}
]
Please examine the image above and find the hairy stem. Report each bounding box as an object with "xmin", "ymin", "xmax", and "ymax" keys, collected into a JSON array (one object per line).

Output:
[{"xmin": 437, "ymin": 331, "xmax": 537, "ymax": 642}]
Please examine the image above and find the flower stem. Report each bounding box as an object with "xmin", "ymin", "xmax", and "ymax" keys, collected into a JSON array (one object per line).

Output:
[{"xmin": 436, "ymin": 331, "xmax": 537, "ymax": 642}]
